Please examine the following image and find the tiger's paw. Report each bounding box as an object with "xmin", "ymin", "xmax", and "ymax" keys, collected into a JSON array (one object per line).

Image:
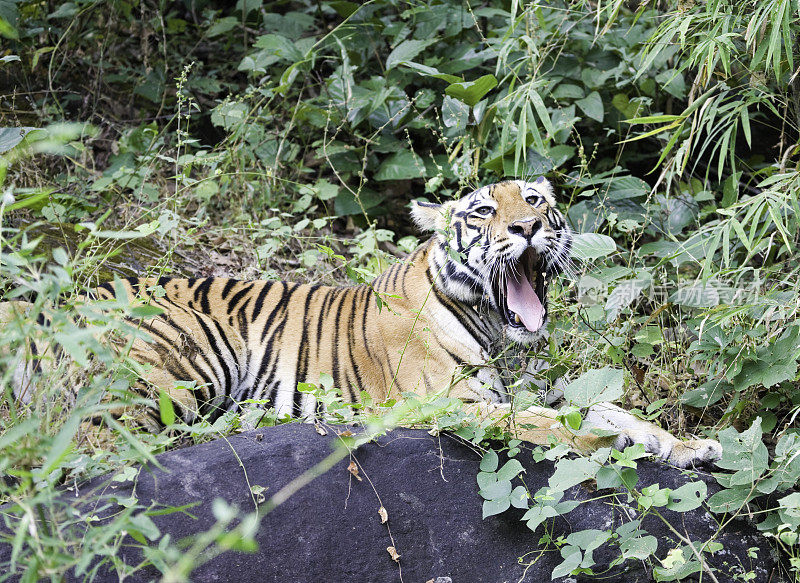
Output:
[
  {"xmin": 614, "ymin": 431, "xmax": 723, "ymax": 468},
  {"xmin": 585, "ymin": 402, "xmax": 722, "ymax": 468}
]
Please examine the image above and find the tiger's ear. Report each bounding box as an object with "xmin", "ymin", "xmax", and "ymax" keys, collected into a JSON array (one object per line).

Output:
[{"xmin": 410, "ymin": 200, "xmax": 450, "ymax": 231}]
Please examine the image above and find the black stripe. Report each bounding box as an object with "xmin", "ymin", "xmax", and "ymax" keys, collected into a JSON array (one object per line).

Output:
[
  {"xmin": 220, "ymin": 279, "xmax": 239, "ymax": 300},
  {"xmin": 260, "ymin": 283, "xmax": 299, "ymax": 343},
  {"xmin": 329, "ymin": 288, "xmax": 348, "ymax": 393},
  {"xmin": 193, "ymin": 278, "xmax": 213, "ymax": 313},
  {"xmin": 315, "ymin": 288, "xmax": 336, "ymax": 349},
  {"xmin": 228, "ymin": 282, "xmax": 256, "ymax": 315},
  {"xmin": 252, "ymin": 281, "xmax": 278, "ymax": 322},
  {"xmin": 294, "ymin": 285, "xmax": 320, "ymax": 415},
  {"xmin": 191, "ymin": 316, "xmax": 232, "ymax": 411},
  {"xmin": 360, "ymin": 286, "xmax": 375, "ymax": 360},
  {"xmin": 344, "ymin": 291, "xmax": 360, "ymax": 402}
]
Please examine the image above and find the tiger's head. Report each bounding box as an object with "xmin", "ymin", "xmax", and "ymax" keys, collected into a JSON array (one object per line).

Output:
[{"xmin": 412, "ymin": 179, "xmax": 572, "ymax": 345}]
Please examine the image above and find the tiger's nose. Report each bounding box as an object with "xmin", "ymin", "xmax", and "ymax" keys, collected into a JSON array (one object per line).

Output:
[{"xmin": 508, "ymin": 218, "xmax": 542, "ymax": 239}]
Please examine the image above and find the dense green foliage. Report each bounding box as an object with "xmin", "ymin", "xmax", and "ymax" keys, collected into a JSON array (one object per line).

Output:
[{"xmin": 1, "ymin": 0, "xmax": 799, "ymax": 580}]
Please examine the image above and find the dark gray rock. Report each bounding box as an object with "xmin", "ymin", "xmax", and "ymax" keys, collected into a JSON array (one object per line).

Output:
[{"xmin": 0, "ymin": 424, "xmax": 781, "ymax": 582}]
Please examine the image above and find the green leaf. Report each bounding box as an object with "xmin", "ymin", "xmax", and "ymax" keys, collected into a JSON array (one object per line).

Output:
[
  {"xmin": 666, "ymin": 482, "xmax": 707, "ymax": 512},
  {"xmin": 40, "ymin": 415, "xmax": 80, "ymax": 476},
  {"xmin": 386, "ymin": 39, "xmax": 435, "ymax": 70},
  {"xmin": 522, "ymin": 504, "xmax": 560, "ymax": 531},
  {"xmin": 707, "ymin": 487, "xmax": 753, "ymax": 514},
  {"xmin": 680, "ymin": 380, "xmax": 729, "ymax": 407},
  {"xmin": 551, "ymin": 547, "xmax": 581, "ymax": 579},
  {"xmin": 398, "ymin": 61, "xmax": 461, "ymax": 84},
  {"xmin": 128, "ymin": 304, "xmax": 165, "ymax": 319},
  {"xmin": 570, "ymin": 233, "xmax": 616, "ymax": 261},
  {"xmin": 442, "ymin": 95, "xmax": 470, "ymax": 129},
  {"xmin": 595, "ymin": 466, "xmax": 623, "ymax": 489},
  {"xmin": 328, "ymin": 1, "xmax": 360, "ymax": 17},
  {"xmin": 716, "ymin": 418, "xmax": 769, "ymax": 481},
  {"xmin": 621, "ymin": 534, "xmax": 658, "ymax": 560},
  {"xmin": 479, "ymin": 479, "xmax": 512, "ymax": 501},
  {"xmin": 476, "ymin": 471, "xmax": 497, "ymax": 491},
  {"xmin": 374, "ymin": 150, "xmax": 425, "ymax": 181},
  {"xmin": 734, "ymin": 355, "xmax": 798, "ymax": 391},
  {"xmin": 549, "ymin": 457, "xmax": 599, "ymax": 491},
  {"xmin": 159, "ymin": 389, "xmax": 176, "ymax": 426},
  {"xmin": 482, "ymin": 497, "xmax": 510, "ymax": 519},
  {"xmin": 495, "ymin": 458, "xmax": 524, "ymax": 482},
  {"xmin": 334, "ymin": 188, "xmax": 383, "ymax": 216},
  {"xmin": 206, "ymin": 16, "xmax": 238, "ymax": 37},
  {"xmin": 576, "ymin": 91, "xmax": 604, "ymax": 122},
  {"xmin": 445, "ymin": 75, "xmax": 498, "ymax": 107},
  {"xmin": 624, "ymin": 114, "xmax": 683, "ymax": 124},
  {"xmin": 480, "ymin": 449, "xmax": 499, "ymax": 472},
  {"xmin": 0, "ymin": 0, "xmax": 19, "ymax": 39},
  {"xmin": 563, "ymin": 367, "xmax": 624, "ymax": 408},
  {"xmin": 510, "ymin": 485, "xmax": 528, "ymax": 509},
  {"xmin": 0, "ymin": 127, "xmax": 35, "ymax": 153}
]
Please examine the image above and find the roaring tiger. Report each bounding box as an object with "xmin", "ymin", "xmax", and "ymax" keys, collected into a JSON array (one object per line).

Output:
[{"xmin": 4, "ymin": 179, "xmax": 721, "ymax": 467}]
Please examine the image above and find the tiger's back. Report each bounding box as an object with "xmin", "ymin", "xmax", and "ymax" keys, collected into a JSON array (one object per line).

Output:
[{"xmin": 99, "ymin": 238, "xmax": 489, "ymax": 427}]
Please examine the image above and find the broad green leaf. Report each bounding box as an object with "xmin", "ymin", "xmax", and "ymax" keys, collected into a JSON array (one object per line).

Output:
[
  {"xmin": 374, "ymin": 150, "xmax": 425, "ymax": 181},
  {"xmin": 0, "ymin": 0, "xmax": 18, "ymax": 39},
  {"xmin": 334, "ymin": 188, "xmax": 383, "ymax": 216},
  {"xmin": 386, "ymin": 39, "xmax": 435, "ymax": 70},
  {"xmin": 707, "ymin": 486, "xmax": 753, "ymax": 514},
  {"xmin": 576, "ymin": 91, "xmax": 604, "ymax": 122},
  {"xmin": 206, "ymin": 16, "xmax": 238, "ymax": 37},
  {"xmin": 480, "ymin": 449, "xmax": 499, "ymax": 472},
  {"xmin": 128, "ymin": 304, "xmax": 165, "ymax": 318},
  {"xmin": 495, "ymin": 458, "xmax": 524, "ymax": 482},
  {"xmin": 666, "ymin": 481, "xmax": 707, "ymax": 512},
  {"xmin": 442, "ymin": 95, "xmax": 470, "ymax": 129},
  {"xmin": 734, "ymin": 354, "xmax": 798, "ymax": 391},
  {"xmin": 570, "ymin": 233, "xmax": 616, "ymax": 261},
  {"xmin": 595, "ymin": 466, "xmax": 623, "ymax": 490},
  {"xmin": 607, "ymin": 176, "xmax": 649, "ymax": 200},
  {"xmin": 551, "ymin": 547, "xmax": 581, "ymax": 579},
  {"xmin": 549, "ymin": 457, "xmax": 599, "ymax": 491},
  {"xmin": 563, "ymin": 367, "xmax": 624, "ymax": 408},
  {"xmin": 777, "ymin": 492, "xmax": 800, "ymax": 530},
  {"xmin": 510, "ymin": 485, "xmax": 528, "ymax": 509},
  {"xmin": 522, "ymin": 504, "xmax": 560, "ymax": 531},
  {"xmin": 482, "ymin": 497, "xmax": 510, "ymax": 519},
  {"xmin": 479, "ymin": 479, "xmax": 512, "ymax": 501},
  {"xmin": 680, "ymin": 380, "xmax": 728, "ymax": 407},
  {"xmin": 476, "ymin": 471, "xmax": 497, "ymax": 491},
  {"xmin": 445, "ymin": 75, "xmax": 498, "ymax": 107},
  {"xmin": 621, "ymin": 535, "xmax": 658, "ymax": 560},
  {"xmin": 716, "ymin": 418, "xmax": 769, "ymax": 486},
  {"xmin": 397, "ymin": 61, "xmax": 460, "ymax": 83},
  {"xmin": 0, "ymin": 126, "xmax": 35, "ymax": 153}
]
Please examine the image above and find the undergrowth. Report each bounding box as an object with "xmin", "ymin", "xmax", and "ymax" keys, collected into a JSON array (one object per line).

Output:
[{"xmin": 1, "ymin": 0, "xmax": 799, "ymax": 580}]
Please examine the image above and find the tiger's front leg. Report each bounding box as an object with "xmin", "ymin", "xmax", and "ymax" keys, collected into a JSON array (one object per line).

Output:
[
  {"xmin": 584, "ymin": 402, "xmax": 722, "ymax": 467},
  {"xmin": 463, "ymin": 400, "xmax": 721, "ymax": 468}
]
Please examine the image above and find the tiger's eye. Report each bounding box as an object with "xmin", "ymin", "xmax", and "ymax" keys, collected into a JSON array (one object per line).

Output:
[{"xmin": 474, "ymin": 206, "xmax": 494, "ymax": 216}]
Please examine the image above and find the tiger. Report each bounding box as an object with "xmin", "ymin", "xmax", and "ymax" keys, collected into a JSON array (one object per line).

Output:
[{"xmin": 2, "ymin": 179, "xmax": 721, "ymax": 467}]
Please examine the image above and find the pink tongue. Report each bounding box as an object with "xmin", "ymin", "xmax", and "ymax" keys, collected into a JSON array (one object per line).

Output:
[{"xmin": 506, "ymin": 270, "xmax": 544, "ymax": 332}]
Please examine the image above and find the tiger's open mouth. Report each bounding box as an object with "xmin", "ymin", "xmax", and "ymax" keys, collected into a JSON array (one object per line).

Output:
[{"xmin": 495, "ymin": 248, "xmax": 548, "ymax": 333}]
